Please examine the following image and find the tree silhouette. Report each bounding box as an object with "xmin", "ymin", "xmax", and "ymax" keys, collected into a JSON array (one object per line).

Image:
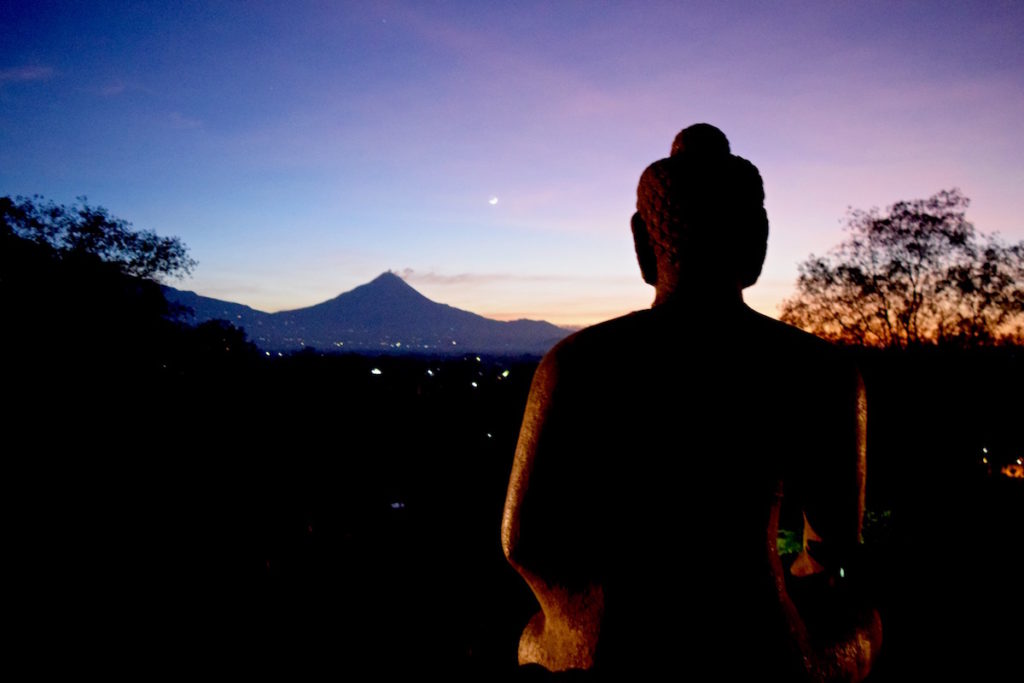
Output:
[
  {"xmin": 1, "ymin": 195, "xmax": 196, "ymax": 281},
  {"xmin": 1, "ymin": 194, "xmax": 217, "ymax": 374},
  {"xmin": 780, "ymin": 189, "xmax": 1024, "ymax": 347}
]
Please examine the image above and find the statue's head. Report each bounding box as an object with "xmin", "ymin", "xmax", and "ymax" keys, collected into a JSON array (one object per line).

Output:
[{"xmin": 633, "ymin": 123, "xmax": 768, "ymax": 291}]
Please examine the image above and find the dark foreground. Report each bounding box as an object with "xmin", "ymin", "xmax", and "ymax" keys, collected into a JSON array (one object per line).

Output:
[{"xmin": 6, "ymin": 346, "xmax": 1022, "ymax": 680}]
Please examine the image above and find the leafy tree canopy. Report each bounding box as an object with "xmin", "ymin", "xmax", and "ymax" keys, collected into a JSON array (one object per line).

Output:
[
  {"xmin": 1, "ymin": 194, "xmax": 196, "ymax": 281},
  {"xmin": 780, "ymin": 189, "xmax": 1024, "ymax": 348}
]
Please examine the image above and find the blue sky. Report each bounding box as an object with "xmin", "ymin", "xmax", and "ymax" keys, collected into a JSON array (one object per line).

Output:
[{"xmin": 2, "ymin": 1, "xmax": 1022, "ymax": 325}]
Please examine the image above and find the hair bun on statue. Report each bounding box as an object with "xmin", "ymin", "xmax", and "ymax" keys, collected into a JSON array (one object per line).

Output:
[
  {"xmin": 636, "ymin": 123, "xmax": 768, "ymax": 289},
  {"xmin": 670, "ymin": 123, "xmax": 731, "ymax": 158}
]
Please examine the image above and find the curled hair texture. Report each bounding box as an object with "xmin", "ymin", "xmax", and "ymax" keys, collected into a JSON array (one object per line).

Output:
[{"xmin": 636, "ymin": 133, "xmax": 768, "ymax": 288}]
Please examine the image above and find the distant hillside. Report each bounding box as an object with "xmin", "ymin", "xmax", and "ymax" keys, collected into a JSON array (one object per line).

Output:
[{"xmin": 164, "ymin": 271, "xmax": 570, "ymax": 355}]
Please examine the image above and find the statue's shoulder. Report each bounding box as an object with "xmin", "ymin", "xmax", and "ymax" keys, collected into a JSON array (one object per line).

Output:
[
  {"xmin": 532, "ymin": 310, "xmax": 651, "ymax": 386},
  {"xmin": 745, "ymin": 305, "xmax": 839, "ymax": 352},
  {"xmin": 742, "ymin": 306, "xmax": 860, "ymax": 382},
  {"xmin": 545, "ymin": 310, "xmax": 651, "ymax": 361}
]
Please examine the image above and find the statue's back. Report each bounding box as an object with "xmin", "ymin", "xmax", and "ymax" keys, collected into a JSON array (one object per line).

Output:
[
  {"xmin": 515, "ymin": 303, "xmax": 863, "ymax": 677},
  {"xmin": 504, "ymin": 124, "xmax": 878, "ymax": 681}
]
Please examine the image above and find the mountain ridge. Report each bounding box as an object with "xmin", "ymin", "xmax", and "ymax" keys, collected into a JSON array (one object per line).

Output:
[{"xmin": 164, "ymin": 271, "xmax": 571, "ymax": 355}]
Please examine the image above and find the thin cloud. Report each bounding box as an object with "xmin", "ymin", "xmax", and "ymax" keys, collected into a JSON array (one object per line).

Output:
[
  {"xmin": 0, "ymin": 65, "xmax": 55, "ymax": 83},
  {"xmin": 399, "ymin": 268, "xmax": 634, "ymax": 287},
  {"xmin": 99, "ymin": 81, "xmax": 160, "ymax": 98},
  {"xmin": 169, "ymin": 111, "xmax": 203, "ymax": 129},
  {"xmin": 480, "ymin": 305, "xmax": 638, "ymax": 327}
]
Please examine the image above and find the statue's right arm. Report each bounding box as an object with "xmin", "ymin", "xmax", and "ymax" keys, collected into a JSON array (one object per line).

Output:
[
  {"xmin": 788, "ymin": 368, "xmax": 882, "ymax": 683},
  {"xmin": 791, "ymin": 369, "xmax": 868, "ymax": 580}
]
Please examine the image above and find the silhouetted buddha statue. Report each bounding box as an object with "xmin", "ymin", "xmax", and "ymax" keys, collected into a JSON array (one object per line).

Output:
[{"xmin": 502, "ymin": 124, "xmax": 881, "ymax": 681}]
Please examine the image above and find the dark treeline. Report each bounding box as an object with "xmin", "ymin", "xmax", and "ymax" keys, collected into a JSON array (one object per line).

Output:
[
  {"xmin": 851, "ymin": 345, "xmax": 1023, "ymax": 681},
  {"xmin": 3, "ymin": 215, "xmax": 1021, "ymax": 678},
  {"xmin": 3, "ymin": 211, "xmax": 538, "ymax": 671}
]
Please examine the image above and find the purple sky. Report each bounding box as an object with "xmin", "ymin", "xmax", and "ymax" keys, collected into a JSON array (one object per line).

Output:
[{"xmin": 2, "ymin": 1, "xmax": 1022, "ymax": 326}]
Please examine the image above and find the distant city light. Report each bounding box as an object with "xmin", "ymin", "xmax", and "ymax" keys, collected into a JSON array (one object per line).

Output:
[
  {"xmin": 371, "ymin": 368, "xmax": 382, "ymax": 375},
  {"xmin": 277, "ymin": 352, "xmax": 283, "ymax": 357},
  {"xmin": 265, "ymin": 351, "xmax": 270, "ymax": 356},
  {"xmin": 982, "ymin": 457, "xmax": 989, "ymax": 464},
  {"xmin": 1002, "ymin": 464, "xmax": 1024, "ymax": 479},
  {"xmin": 982, "ymin": 447, "xmax": 989, "ymax": 454},
  {"xmin": 390, "ymin": 501, "xmax": 405, "ymax": 510},
  {"xmin": 475, "ymin": 356, "xmax": 481, "ymax": 362},
  {"xmin": 426, "ymin": 369, "xmax": 434, "ymax": 376},
  {"xmin": 486, "ymin": 433, "xmax": 493, "ymax": 438},
  {"xmin": 839, "ymin": 568, "xmax": 845, "ymax": 579},
  {"xmin": 451, "ymin": 341, "xmax": 457, "ymax": 345},
  {"xmin": 471, "ymin": 382, "xmax": 478, "ymax": 388},
  {"xmin": 501, "ymin": 370, "xmax": 510, "ymax": 378}
]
